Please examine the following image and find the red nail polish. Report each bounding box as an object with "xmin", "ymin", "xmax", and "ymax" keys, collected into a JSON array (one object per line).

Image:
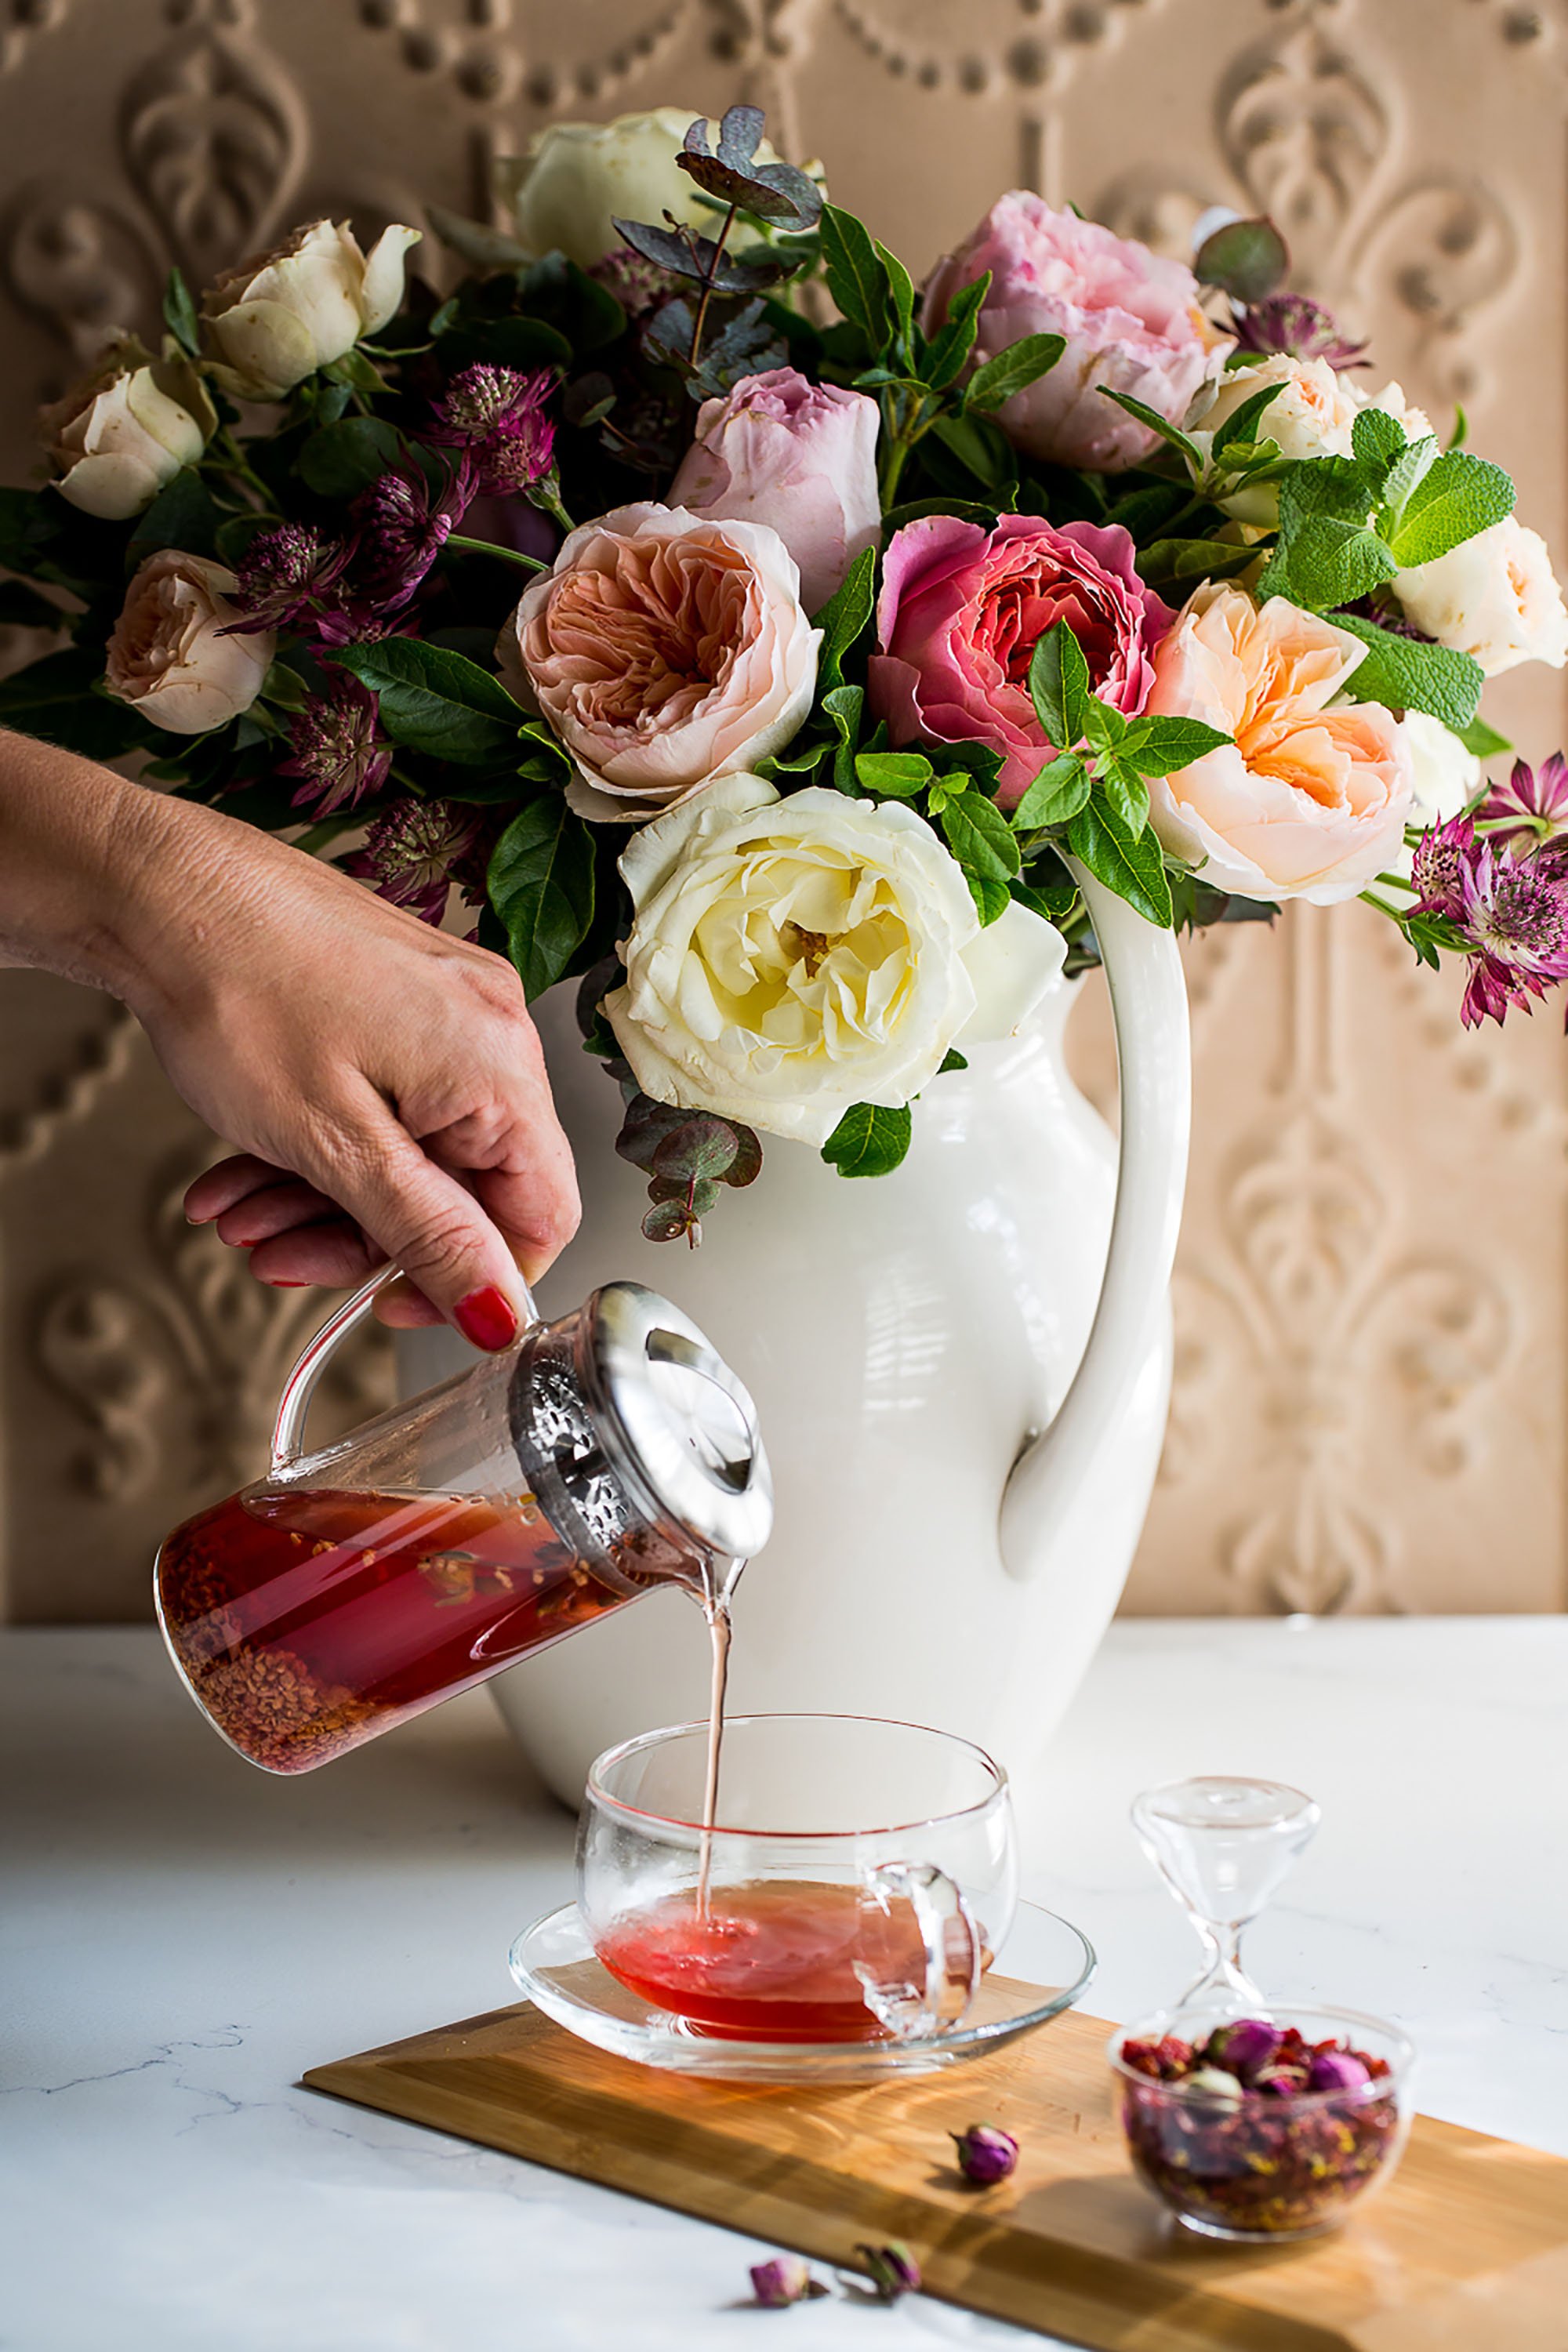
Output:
[
  {"xmin": 454, "ymin": 1285, "xmax": 518, "ymax": 1352},
  {"xmin": 270, "ymin": 1279, "xmax": 306, "ymax": 1288}
]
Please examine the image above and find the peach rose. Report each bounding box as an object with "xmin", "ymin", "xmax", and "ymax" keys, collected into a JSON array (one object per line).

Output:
[
  {"xmin": 503, "ymin": 502, "xmax": 820, "ymax": 822},
  {"xmin": 105, "ymin": 550, "xmax": 274, "ymax": 735},
  {"xmin": 1145, "ymin": 584, "xmax": 1414, "ymax": 904}
]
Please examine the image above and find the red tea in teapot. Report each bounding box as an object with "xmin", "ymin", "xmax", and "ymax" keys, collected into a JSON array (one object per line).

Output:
[{"xmin": 157, "ymin": 1485, "xmax": 644, "ymax": 1773}]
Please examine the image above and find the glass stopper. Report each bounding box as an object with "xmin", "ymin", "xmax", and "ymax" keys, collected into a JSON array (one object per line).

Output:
[{"xmin": 1131, "ymin": 1774, "xmax": 1320, "ymax": 2014}]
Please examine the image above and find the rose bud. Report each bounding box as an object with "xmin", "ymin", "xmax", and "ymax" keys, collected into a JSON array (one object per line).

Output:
[
  {"xmin": 749, "ymin": 2255, "xmax": 822, "ymax": 2307},
  {"xmin": 1204, "ymin": 2018, "xmax": 1279, "ymax": 2081},
  {"xmin": 1183, "ymin": 2067, "xmax": 1247, "ymax": 2105},
  {"xmin": 951, "ymin": 2123, "xmax": 1019, "ymax": 2185},
  {"xmin": 854, "ymin": 2241, "xmax": 922, "ymax": 2302},
  {"xmin": 1308, "ymin": 2049, "xmax": 1371, "ymax": 2093}
]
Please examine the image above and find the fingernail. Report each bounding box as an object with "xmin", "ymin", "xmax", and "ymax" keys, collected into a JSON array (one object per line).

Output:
[
  {"xmin": 454, "ymin": 1285, "xmax": 518, "ymax": 1352},
  {"xmin": 269, "ymin": 1279, "xmax": 306, "ymax": 1288}
]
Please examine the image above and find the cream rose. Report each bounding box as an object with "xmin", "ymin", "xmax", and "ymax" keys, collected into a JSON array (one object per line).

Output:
[
  {"xmin": 604, "ymin": 775, "xmax": 1066, "ymax": 1145},
  {"xmin": 40, "ymin": 339, "xmax": 214, "ymax": 521},
  {"xmin": 105, "ymin": 550, "xmax": 274, "ymax": 734},
  {"xmin": 1400, "ymin": 709, "xmax": 1481, "ymax": 825},
  {"xmin": 497, "ymin": 107, "xmax": 801, "ymax": 272},
  {"xmin": 1145, "ymin": 583, "xmax": 1414, "ymax": 904},
  {"xmin": 1189, "ymin": 357, "xmax": 1431, "ymax": 525},
  {"xmin": 505, "ymin": 503, "xmax": 820, "ymax": 822},
  {"xmin": 201, "ymin": 219, "xmax": 420, "ymax": 401},
  {"xmin": 1392, "ymin": 514, "xmax": 1568, "ymax": 677}
]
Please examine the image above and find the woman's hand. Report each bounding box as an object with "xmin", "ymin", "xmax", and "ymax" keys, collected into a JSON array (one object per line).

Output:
[{"xmin": 1, "ymin": 732, "xmax": 579, "ymax": 1346}]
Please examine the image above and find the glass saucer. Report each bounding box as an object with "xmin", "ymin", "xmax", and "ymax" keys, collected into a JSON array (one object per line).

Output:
[{"xmin": 508, "ymin": 1898, "xmax": 1096, "ymax": 2082}]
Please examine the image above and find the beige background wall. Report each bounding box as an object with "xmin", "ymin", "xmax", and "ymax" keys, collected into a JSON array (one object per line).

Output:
[{"xmin": 2, "ymin": 0, "xmax": 1564, "ymax": 1621}]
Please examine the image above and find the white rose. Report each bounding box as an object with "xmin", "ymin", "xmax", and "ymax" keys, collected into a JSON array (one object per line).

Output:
[
  {"xmin": 604, "ymin": 775, "xmax": 1066, "ymax": 1145},
  {"xmin": 1393, "ymin": 514, "xmax": 1568, "ymax": 677},
  {"xmin": 201, "ymin": 219, "xmax": 420, "ymax": 401},
  {"xmin": 40, "ymin": 339, "xmax": 215, "ymax": 521},
  {"xmin": 1189, "ymin": 358, "xmax": 1432, "ymax": 526},
  {"xmin": 496, "ymin": 107, "xmax": 804, "ymax": 272},
  {"xmin": 1399, "ymin": 709, "xmax": 1481, "ymax": 825},
  {"xmin": 105, "ymin": 550, "xmax": 274, "ymax": 734}
]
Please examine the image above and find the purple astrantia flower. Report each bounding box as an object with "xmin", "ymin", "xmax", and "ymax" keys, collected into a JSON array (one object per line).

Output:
[
  {"xmin": 951, "ymin": 2123, "xmax": 1019, "ymax": 2185},
  {"xmin": 278, "ymin": 674, "xmax": 392, "ymax": 817},
  {"xmin": 350, "ymin": 454, "xmax": 477, "ymax": 612},
  {"xmin": 590, "ymin": 242, "xmax": 683, "ymax": 319},
  {"xmin": 1454, "ymin": 841, "xmax": 1568, "ymax": 1028},
  {"xmin": 1410, "ymin": 813, "xmax": 1477, "ymax": 924},
  {"xmin": 1230, "ymin": 292, "xmax": 1368, "ymax": 371},
  {"xmin": 343, "ymin": 798, "xmax": 482, "ymax": 924},
  {"xmin": 1478, "ymin": 753, "xmax": 1568, "ymax": 855},
  {"xmin": 227, "ymin": 522, "xmax": 358, "ymax": 637},
  {"xmin": 429, "ymin": 364, "xmax": 556, "ymax": 495}
]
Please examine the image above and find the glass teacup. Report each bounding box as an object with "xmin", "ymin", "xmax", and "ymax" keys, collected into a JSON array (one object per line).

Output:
[{"xmin": 577, "ymin": 1714, "xmax": 1018, "ymax": 2044}]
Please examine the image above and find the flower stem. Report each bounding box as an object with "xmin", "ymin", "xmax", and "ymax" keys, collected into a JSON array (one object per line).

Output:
[
  {"xmin": 445, "ymin": 534, "xmax": 547, "ymax": 573},
  {"xmin": 1359, "ymin": 888, "xmax": 1407, "ymax": 920},
  {"xmin": 689, "ymin": 203, "xmax": 739, "ymax": 369}
]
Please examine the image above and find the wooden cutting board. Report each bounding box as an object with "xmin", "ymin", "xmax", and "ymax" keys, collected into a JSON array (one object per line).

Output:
[{"xmin": 305, "ymin": 1994, "xmax": 1568, "ymax": 2350}]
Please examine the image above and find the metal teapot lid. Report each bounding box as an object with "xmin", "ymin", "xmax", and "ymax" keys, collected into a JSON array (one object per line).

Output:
[{"xmin": 564, "ymin": 1283, "xmax": 773, "ymax": 1566}]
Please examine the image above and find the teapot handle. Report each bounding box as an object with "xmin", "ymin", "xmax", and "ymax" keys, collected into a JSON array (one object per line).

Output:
[
  {"xmin": 999, "ymin": 860, "xmax": 1190, "ymax": 1584},
  {"xmin": 270, "ymin": 1265, "xmax": 541, "ymax": 1474}
]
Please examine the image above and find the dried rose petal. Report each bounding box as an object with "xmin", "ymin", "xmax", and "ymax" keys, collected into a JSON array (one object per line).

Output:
[
  {"xmin": 951, "ymin": 2123, "xmax": 1019, "ymax": 2184},
  {"xmin": 750, "ymin": 2255, "xmax": 822, "ymax": 2307}
]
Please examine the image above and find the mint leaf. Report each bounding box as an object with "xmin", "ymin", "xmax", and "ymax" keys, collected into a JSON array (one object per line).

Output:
[
  {"xmin": 1379, "ymin": 433, "xmax": 1438, "ymax": 517},
  {"xmin": 822, "ymin": 1101, "xmax": 912, "ymax": 1178},
  {"xmin": 1120, "ymin": 715, "xmax": 1232, "ymax": 777},
  {"xmin": 1385, "ymin": 448, "xmax": 1515, "ymax": 569},
  {"xmin": 964, "ymin": 332, "xmax": 1065, "ymax": 414},
  {"xmin": 1066, "ymin": 797, "xmax": 1174, "ymax": 927},
  {"xmin": 1029, "ymin": 619, "xmax": 1092, "ymax": 751},
  {"xmin": 1332, "ymin": 612, "xmax": 1484, "ymax": 732},
  {"xmin": 855, "ymin": 750, "xmax": 931, "ymax": 797},
  {"xmin": 813, "ymin": 543, "xmax": 876, "ymax": 691},
  {"xmin": 488, "ymin": 796, "xmax": 596, "ymax": 1000},
  {"xmin": 819, "ymin": 205, "xmax": 887, "ymax": 343},
  {"xmin": 336, "ymin": 639, "xmax": 522, "ymax": 764},
  {"xmin": 921, "ymin": 271, "xmax": 989, "ymax": 390},
  {"xmin": 940, "ymin": 788, "xmax": 1021, "ymax": 880},
  {"xmin": 1011, "ymin": 753, "xmax": 1090, "ymax": 831},
  {"xmin": 1352, "ymin": 405, "xmax": 1407, "ymax": 470}
]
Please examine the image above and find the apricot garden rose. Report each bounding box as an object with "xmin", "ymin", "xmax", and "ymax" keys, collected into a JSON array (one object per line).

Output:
[
  {"xmin": 867, "ymin": 513, "xmax": 1171, "ymax": 808},
  {"xmin": 604, "ymin": 775, "xmax": 1065, "ymax": 1145},
  {"xmin": 1145, "ymin": 583, "xmax": 1414, "ymax": 903},
  {"xmin": 505, "ymin": 502, "xmax": 820, "ymax": 822},
  {"xmin": 105, "ymin": 550, "xmax": 274, "ymax": 735},
  {"xmin": 922, "ymin": 195, "xmax": 1227, "ymax": 471}
]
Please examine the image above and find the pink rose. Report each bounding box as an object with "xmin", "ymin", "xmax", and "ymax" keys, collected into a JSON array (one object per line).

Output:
[
  {"xmin": 503, "ymin": 501, "xmax": 820, "ymax": 822},
  {"xmin": 669, "ymin": 367, "xmax": 880, "ymax": 616},
  {"xmin": 866, "ymin": 512, "xmax": 1172, "ymax": 808},
  {"xmin": 922, "ymin": 194, "xmax": 1229, "ymax": 472},
  {"xmin": 1146, "ymin": 583, "xmax": 1414, "ymax": 904}
]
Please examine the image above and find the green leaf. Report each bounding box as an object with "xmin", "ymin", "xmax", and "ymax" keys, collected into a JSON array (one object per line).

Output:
[
  {"xmin": 0, "ymin": 579, "xmax": 63, "ymax": 631},
  {"xmin": 127, "ymin": 468, "xmax": 220, "ymax": 564},
  {"xmin": 1080, "ymin": 695, "xmax": 1124, "ymax": 754},
  {"xmin": 1352, "ymin": 405, "xmax": 1408, "ymax": 470},
  {"xmin": 259, "ymin": 659, "xmax": 311, "ymax": 713},
  {"xmin": 814, "ymin": 543, "xmax": 876, "ymax": 692},
  {"xmin": 1119, "ymin": 714, "xmax": 1232, "ymax": 777},
  {"xmin": 921, "ymin": 272, "xmax": 989, "ymax": 391},
  {"xmin": 927, "ymin": 739, "xmax": 1004, "ymax": 795},
  {"xmin": 1138, "ymin": 536, "xmax": 1255, "ymax": 587},
  {"xmin": 964, "ymin": 332, "xmax": 1065, "ymax": 414},
  {"xmin": 927, "ymin": 409, "xmax": 1016, "ymax": 496},
  {"xmin": 1331, "ymin": 612, "xmax": 1484, "ymax": 732},
  {"xmin": 488, "ymin": 795, "xmax": 597, "ymax": 1001},
  {"xmin": 1028, "ymin": 619, "xmax": 1092, "ymax": 751},
  {"xmin": 818, "ymin": 205, "xmax": 887, "ymax": 343},
  {"xmin": 1066, "ymin": 797, "xmax": 1173, "ymax": 927},
  {"xmin": 1098, "ymin": 388, "xmax": 1202, "ymax": 469},
  {"xmin": 822, "ymin": 681, "xmax": 865, "ymax": 793},
  {"xmin": 335, "ymin": 638, "xmax": 523, "ymax": 765},
  {"xmin": 1379, "ymin": 433, "xmax": 1438, "ymax": 518},
  {"xmin": 875, "ymin": 238, "xmax": 916, "ymax": 355},
  {"xmin": 1456, "ymin": 713, "xmax": 1512, "ymax": 758},
  {"xmin": 1011, "ymin": 870, "xmax": 1076, "ymax": 924},
  {"xmin": 162, "ymin": 267, "xmax": 201, "ymax": 359},
  {"xmin": 0, "ymin": 647, "xmax": 152, "ymax": 760},
  {"xmin": 1011, "ymin": 753, "xmax": 1090, "ymax": 832},
  {"xmin": 938, "ymin": 1048, "xmax": 968, "ymax": 1075},
  {"xmin": 1099, "ymin": 760, "xmax": 1150, "ymax": 836},
  {"xmin": 966, "ymin": 872, "xmax": 1011, "ymax": 925},
  {"xmin": 821, "ymin": 1101, "xmax": 913, "ymax": 1178},
  {"xmin": 298, "ymin": 416, "xmax": 403, "ymax": 499},
  {"xmin": 940, "ymin": 789, "xmax": 1021, "ymax": 880},
  {"xmin": 1208, "ymin": 383, "xmax": 1285, "ymax": 463},
  {"xmin": 855, "ymin": 750, "xmax": 931, "ymax": 797},
  {"xmin": 1384, "ymin": 448, "xmax": 1515, "ymax": 569}
]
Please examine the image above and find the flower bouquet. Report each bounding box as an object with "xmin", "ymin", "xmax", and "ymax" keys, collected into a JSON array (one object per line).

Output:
[{"xmin": 5, "ymin": 104, "xmax": 1566, "ymax": 1243}]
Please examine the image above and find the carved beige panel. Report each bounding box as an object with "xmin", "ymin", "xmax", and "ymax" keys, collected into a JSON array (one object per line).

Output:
[{"xmin": 0, "ymin": 0, "xmax": 1563, "ymax": 1619}]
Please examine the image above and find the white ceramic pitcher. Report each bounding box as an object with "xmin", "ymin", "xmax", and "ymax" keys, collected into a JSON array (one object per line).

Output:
[{"xmin": 401, "ymin": 869, "xmax": 1189, "ymax": 1816}]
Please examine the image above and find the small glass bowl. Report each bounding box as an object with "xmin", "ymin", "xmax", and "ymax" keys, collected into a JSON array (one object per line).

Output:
[{"xmin": 1109, "ymin": 2004, "xmax": 1415, "ymax": 2242}]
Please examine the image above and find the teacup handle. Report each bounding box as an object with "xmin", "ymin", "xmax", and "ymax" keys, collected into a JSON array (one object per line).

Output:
[
  {"xmin": 270, "ymin": 1264, "xmax": 540, "ymax": 1474},
  {"xmin": 858, "ymin": 1859, "xmax": 982, "ymax": 2039}
]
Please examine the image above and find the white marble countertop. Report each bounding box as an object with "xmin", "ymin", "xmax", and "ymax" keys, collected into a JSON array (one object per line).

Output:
[{"xmin": 3, "ymin": 1617, "xmax": 1566, "ymax": 2350}]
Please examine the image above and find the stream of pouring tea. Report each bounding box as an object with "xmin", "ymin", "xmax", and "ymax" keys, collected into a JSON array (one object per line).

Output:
[{"xmin": 695, "ymin": 1567, "xmax": 736, "ymax": 1917}]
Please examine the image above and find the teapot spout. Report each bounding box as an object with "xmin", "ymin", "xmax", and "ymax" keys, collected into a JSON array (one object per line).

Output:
[{"xmin": 999, "ymin": 862, "xmax": 1190, "ymax": 1584}]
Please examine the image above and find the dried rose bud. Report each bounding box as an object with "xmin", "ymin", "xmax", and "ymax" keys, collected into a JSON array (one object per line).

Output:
[
  {"xmin": 951, "ymin": 2122, "xmax": 1019, "ymax": 2185},
  {"xmin": 750, "ymin": 2255, "xmax": 822, "ymax": 2307},
  {"xmin": 1204, "ymin": 2017, "xmax": 1279, "ymax": 2081},
  {"xmin": 1308, "ymin": 2049, "xmax": 1370, "ymax": 2093},
  {"xmin": 1254, "ymin": 2064, "xmax": 1309, "ymax": 2096},
  {"xmin": 1184, "ymin": 2066, "xmax": 1247, "ymax": 2105},
  {"xmin": 854, "ymin": 2241, "xmax": 922, "ymax": 2302}
]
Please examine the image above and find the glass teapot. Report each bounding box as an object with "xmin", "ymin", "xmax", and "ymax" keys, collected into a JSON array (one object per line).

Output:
[{"xmin": 153, "ymin": 1269, "xmax": 771, "ymax": 1775}]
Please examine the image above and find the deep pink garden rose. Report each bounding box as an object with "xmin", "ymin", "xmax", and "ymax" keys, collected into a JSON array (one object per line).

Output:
[
  {"xmin": 866, "ymin": 513, "xmax": 1173, "ymax": 808},
  {"xmin": 669, "ymin": 367, "xmax": 880, "ymax": 615},
  {"xmin": 922, "ymin": 194, "xmax": 1229, "ymax": 473}
]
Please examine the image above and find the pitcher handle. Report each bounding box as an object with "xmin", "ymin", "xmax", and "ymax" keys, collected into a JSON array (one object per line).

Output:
[
  {"xmin": 270, "ymin": 1265, "xmax": 540, "ymax": 1474},
  {"xmin": 857, "ymin": 1859, "xmax": 982, "ymax": 2039},
  {"xmin": 999, "ymin": 860, "xmax": 1190, "ymax": 1583}
]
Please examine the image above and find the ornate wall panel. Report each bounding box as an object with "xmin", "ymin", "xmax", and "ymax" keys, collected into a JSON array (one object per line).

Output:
[{"xmin": 1, "ymin": 0, "xmax": 1564, "ymax": 1617}]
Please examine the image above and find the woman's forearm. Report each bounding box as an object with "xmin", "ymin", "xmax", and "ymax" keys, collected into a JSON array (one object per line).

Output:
[{"xmin": 0, "ymin": 728, "xmax": 179, "ymax": 999}]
